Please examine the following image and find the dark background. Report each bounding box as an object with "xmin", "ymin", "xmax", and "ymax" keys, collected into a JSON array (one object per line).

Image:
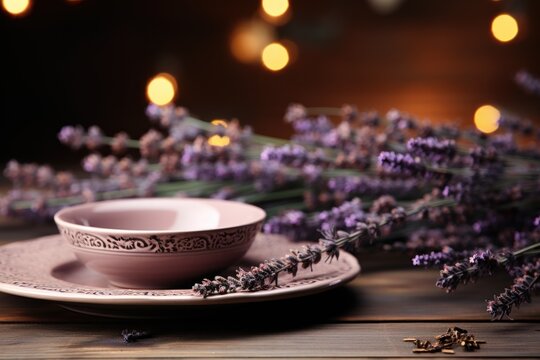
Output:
[{"xmin": 1, "ymin": 0, "xmax": 539, "ymax": 166}]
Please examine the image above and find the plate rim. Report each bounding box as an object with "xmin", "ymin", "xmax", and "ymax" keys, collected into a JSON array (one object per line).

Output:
[{"xmin": 0, "ymin": 235, "xmax": 361, "ymax": 306}]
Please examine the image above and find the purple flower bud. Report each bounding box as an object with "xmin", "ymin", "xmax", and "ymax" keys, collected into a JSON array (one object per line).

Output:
[
  {"xmin": 378, "ymin": 151, "xmax": 425, "ymax": 177},
  {"xmin": 284, "ymin": 104, "xmax": 307, "ymax": 123},
  {"xmin": 515, "ymin": 70, "xmax": 540, "ymax": 97},
  {"xmin": 3, "ymin": 160, "xmax": 21, "ymax": 184},
  {"xmin": 111, "ymin": 132, "xmax": 129, "ymax": 154},
  {"xmin": 386, "ymin": 109, "xmax": 416, "ymax": 130},
  {"xmin": 36, "ymin": 165, "xmax": 55, "ymax": 187},
  {"xmin": 406, "ymin": 137, "xmax": 456, "ymax": 164},
  {"xmin": 487, "ymin": 274, "xmax": 539, "ymax": 320},
  {"xmin": 85, "ymin": 126, "xmax": 103, "ymax": 150},
  {"xmin": 58, "ymin": 125, "xmax": 85, "ymax": 149},
  {"xmin": 82, "ymin": 154, "xmax": 102, "ymax": 173},
  {"xmin": 139, "ymin": 129, "xmax": 163, "ymax": 159}
]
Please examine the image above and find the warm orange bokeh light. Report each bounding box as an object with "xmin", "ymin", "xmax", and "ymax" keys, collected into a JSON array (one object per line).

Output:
[
  {"xmin": 230, "ymin": 20, "xmax": 274, "ymax": 63},
  {"xmin": 2, "ymin": 0, "xmax": 31, "ymax": 16},
  {"xmin": 261, "ymin": 0, "xmax": 289, "ymax": 18},
  {"xmin": 261, "ymin": 42, "xmax": 289, "ymax": 72},
  {"xmin": 474, "ymin": 105, "xmax": 500, "ymax": 134},
  {"xmin": 491, "ymin": 14, "xmax": 519, "ymax": 43},
  {"xmin": 208, "ymin": 134, "xmax": 231, "ymax": 147},
  {"xmin": 146, "ymin": 73, "xmax": 177, "ymax": 106},
  {"xmin": 211, "ymin": 119, "xmax": 228, "ymax": 127}
]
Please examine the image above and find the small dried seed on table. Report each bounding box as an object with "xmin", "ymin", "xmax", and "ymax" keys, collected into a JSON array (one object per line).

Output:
[
  {"xmin": 412, "ymin": 348, "xmax": 428, "ymax": 353},
  {"xmin": 442, "ymin": 349, "xmax": 455, "ymax": 354},
  {"xmin": 403, "ymin": 338, "xmax": 417, "ymax": 342}
]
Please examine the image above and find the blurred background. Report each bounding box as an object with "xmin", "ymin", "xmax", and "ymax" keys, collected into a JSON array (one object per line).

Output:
[{"xmin": 1, "ymin": 0, "xmax": 539, "ymax": 165}]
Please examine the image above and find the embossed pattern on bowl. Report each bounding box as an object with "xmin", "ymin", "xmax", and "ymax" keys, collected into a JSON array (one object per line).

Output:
[{"xmin": 54, "ymin": 198, "xmax": 265, "ymax": 288}]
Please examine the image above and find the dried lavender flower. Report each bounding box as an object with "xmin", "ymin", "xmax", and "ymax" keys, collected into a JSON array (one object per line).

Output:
[
  {"xmin": 327, "ymin": 176, "xmax": 422, "ymax": 198},
  {"xmin": 486, "ymin": 274, "xmax": 539, "ymax": 320},
  {"xmin": 378, "ymin": 151, "xmax": 425, "ymax": 177},
  {"xmin": 3, "ymin": 160, "xmax": 22, "ymax": 184},
  {"xmin": 436, "ymin": 250, "xmax": 499, "ymax": 292},
  {"xmin": 341, "ymin": 104, "xmax": 358, "ymax": 122},
  {"xmin": 82, "ymin": 154, "xmax": 102, "ymax": 174},
  {"xmin": 284, "ymin": 103, "xmax": 307, "ymax": 123},
  {"xmin": 260, "ymin": 144, "xmax": 325, "ymax": 166},
  {"xmin": 413, "ymin": 248, "xmax": 475, "ymax": 267},
  {"xmin": 121, "ymin": 329, "xmax": 151, "ymax": 343},
  {"xmin": 58, "ymin": 125, "xmax": 85, "ymax": 149},
  {"xmin": 194, "ymin": 206, "xmax": 404, "ymax": 297},
  {"xmin": 36, "ymin": 165, "xmax": 55, "ymax": 187},
  {"xmin": 370, "ymin": 195, "xmax": 396, "ymax": 215},
  {"xmin": 386, "ymin": 109, "xmax": 417, "ymax": 131},
  {"xmin": 515, "ymin": 70, "xmax": 540, "ymax": 97},
  {"xmin": 193, "ymin": 244, "xmax": 326, "ymax": 297},
  {"xmin": 406, "ymin": 137, "xmax": 456, "ymax": 164},
  {"xmin": 111, "ymin": 132, "xmax": 129, "ymax": 154},
  {"xmin": 85, "ymin": 126, "xmax": 103, "ymax": 150},
  {"xmin": 263, "ymin": 210, "xmax": 309, "ymax": 241},
  {"xmin": 139, "ymin": 129, "xmax": 163, "ymax": 158}
]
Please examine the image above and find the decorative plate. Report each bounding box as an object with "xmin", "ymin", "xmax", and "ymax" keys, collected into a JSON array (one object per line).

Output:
[{"xmin": 0, "ymin": 234, "xmax": 360, "ymax": 307}]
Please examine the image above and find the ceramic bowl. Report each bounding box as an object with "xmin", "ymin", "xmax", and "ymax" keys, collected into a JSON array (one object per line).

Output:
[{"xmin": 54, "ymin": 198, "xmax": 265, "ymax": 289}]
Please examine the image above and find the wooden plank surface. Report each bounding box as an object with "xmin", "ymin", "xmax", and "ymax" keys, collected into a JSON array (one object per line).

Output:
[
  {"xmin": 1, "ymin": 267, "xmax": 538, "ymax": 323},
  {"xmin": 1, "ymin": 225, "xmax": 539, "ymax": 358},
  {"xmin": 0, "ymin": 322, "xmax": 538, "ymax": 359}
]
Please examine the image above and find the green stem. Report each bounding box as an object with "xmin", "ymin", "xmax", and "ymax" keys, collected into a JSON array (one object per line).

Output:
[
  {"xmin": 331, "ymin": 199, "xmax": 456, "ymax": 248},
  {"xmin": 101, "ymin": 137, "xmax": 140, "ymax": 149},
  {"xmin": 235, "ymin": 188, "xmax": 305, "ymax": 203},
  {"xmin": 511, "ymin": 242, "xmax": 540, "ymax": 258}
]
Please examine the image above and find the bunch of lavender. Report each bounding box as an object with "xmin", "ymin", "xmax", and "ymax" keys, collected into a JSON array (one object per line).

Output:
[
  {"xmin": 2, "ymin": 72, "xmax": 540, "ymax": 319},
  {"xmin": 193, "ymin": 200, "xmax": 428, "ymax": 297},
  {"xmin": 193, "ymin": 97, "xmax": 539, "ymax": 319}
]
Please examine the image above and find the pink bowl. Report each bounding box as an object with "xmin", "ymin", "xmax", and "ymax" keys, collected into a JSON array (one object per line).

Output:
[{"xmin": 54, "ymin": 198, "xmax": 265, "ymax": 289}]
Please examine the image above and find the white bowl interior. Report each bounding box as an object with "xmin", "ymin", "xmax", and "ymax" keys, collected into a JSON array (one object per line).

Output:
[{"xmin": 56, "ymin": 198, "xmax": 265, "ymax": 232}]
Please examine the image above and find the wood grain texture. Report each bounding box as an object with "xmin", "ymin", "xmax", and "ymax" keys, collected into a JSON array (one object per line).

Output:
[
  {"xmin": 1, "ymin": 227, "xmax": 539, "ymax": 358},
  {"xmin": 0, "ymin": 322, "xmax": 538, "ymax": 359},
  {"xmin": 0, "ymin": 234, "xmax": 539, "ymax": 323},
  {"xmin": 1, "ymin": 266, "xmax": 539, "ymax": 323}
]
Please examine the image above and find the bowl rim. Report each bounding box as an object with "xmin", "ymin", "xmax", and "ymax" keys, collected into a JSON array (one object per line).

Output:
[{"xmin": 54, "ymin": 197, "xmax": 266, "ymax": 235}]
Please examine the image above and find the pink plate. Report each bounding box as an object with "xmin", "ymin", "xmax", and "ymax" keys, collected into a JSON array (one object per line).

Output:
[{"xmin": 0, "ymin": 234, "xmax": 360, "ymax": 307}]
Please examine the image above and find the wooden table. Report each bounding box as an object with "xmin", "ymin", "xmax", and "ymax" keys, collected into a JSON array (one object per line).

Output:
[{"xmin": 1, "ymin": 223, "xmax": 539, "ymax": 359}]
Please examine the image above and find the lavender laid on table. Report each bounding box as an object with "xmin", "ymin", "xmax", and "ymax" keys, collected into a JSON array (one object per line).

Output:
[{"xmin": 1, "ymin": 92, "xmax": 540, "ymax": 320}]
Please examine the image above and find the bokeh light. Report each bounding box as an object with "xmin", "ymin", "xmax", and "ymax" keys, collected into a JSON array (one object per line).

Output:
[
  {"xmin": 261, "ymin": 0, "xmax": 289, "ymax": 18},
  {"xmin": 474, "ymin": 105, "xmax": 500, "ymax": 133},
  {"xmin": 230, "ymin": 20, "xmax": 274, "ymax": 63},
  {"xmin": 211, "ymin": 119, "xmax": 228, "ymax": 127},
  {"xmin": 491, "ymin": 14, "xmax": 519, "ymax": 43},
  {"xmin": 261, "ymin": 42, "xmax": 289, "ymax": 72},
  {"xmin": 366, "ymin": 0, "xmax": 404, "ymax": 15},
  {"xmin": 208, "ymin": 134, "xmax": 231, "ymax": 147},
  {"xmin": 146, "ymin": 73, "xmax": 177, "ymax": 106},
  {"xmin": 2, "ymin": 0, "xmax": 31, "ymax": 16}
]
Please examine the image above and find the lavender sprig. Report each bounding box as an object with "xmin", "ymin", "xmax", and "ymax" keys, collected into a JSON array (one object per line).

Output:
[
  {"xmin": 192, "ymin": 245, "xmax": 325, "ymax": 297},
  {"xmin": 412, "ymin": 248, "xmax": 476, "ymax": 267},
  {"xmin": 406, "ymin": 137, "xmax": 456, "ymax": 164},
  {"xmin": 193, "ymin": 199, "xmax": 454, "ymax": 297},
  {"xmin": 486, "ymin": 274, "xmax": 539, "ymax": 320},
  {"xmin": 378, "ymin": 151, "xmax": 425, "ymax": 177},
  {"xmin": 436, "ymin": 242, "xmax": 540, "ymax": 292},
  {"xmin": 436, "ymin": 250, "xmax": 499, "ymax": 292},
  {"xmin": 515, "ymin": 70, "xmax": 540, "ymax": 97},
  {"xmin": 121, "ymin": 329, "xmax": 151, "ymax": 343}
]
